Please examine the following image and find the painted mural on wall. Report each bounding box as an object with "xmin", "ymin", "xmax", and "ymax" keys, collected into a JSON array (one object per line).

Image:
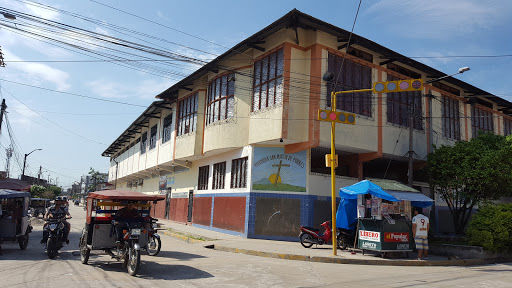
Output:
[{"xmin": 252, "ymin": 147, "xmax": 306, "ymax": 192}]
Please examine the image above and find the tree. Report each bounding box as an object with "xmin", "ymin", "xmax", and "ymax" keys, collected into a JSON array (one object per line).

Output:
[
  {"xmin": 427, "ymin": 132, "xmax": 512, "ymax": 234},
  {"xmin": 30, "ymin": 185, "xmax": 46, "ymax": 198},
  {"xmin": 88, "ymin": 167, "xmax": 102, "ymax": 192}
]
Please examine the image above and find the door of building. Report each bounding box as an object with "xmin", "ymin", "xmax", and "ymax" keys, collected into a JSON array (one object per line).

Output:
[
  {"xmin": 187, "ymin": 190, "xmax": 193, "ymax": 222},
  {"xmin": 165, "ymin": 189, "xmax": 171, "ymax": 220}
]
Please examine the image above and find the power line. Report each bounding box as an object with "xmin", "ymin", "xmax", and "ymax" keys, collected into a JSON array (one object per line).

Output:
[{"xmin": 0, "ymin": 78, "xmax": 148, "ymax": 108}]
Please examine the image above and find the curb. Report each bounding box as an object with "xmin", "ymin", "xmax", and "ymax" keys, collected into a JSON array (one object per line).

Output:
[
  {"xmin": 212, "ymin": 245, "xmax": 508, "ymax": 267},
  {"xmin": 163, "ymin": 231, "xmax": 207, "ymax": 244},
  {"xmin": 160, "ymin": 230, "xmax": 511, "ymax": 267}
]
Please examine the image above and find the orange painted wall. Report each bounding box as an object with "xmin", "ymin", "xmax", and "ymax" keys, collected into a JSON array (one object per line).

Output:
[
  {"xmin": 212, "ymin": 197, "xmax": 246, "ymax": 232},
  {"xmin": 192, "ymin": 197, "xmax": 212, "ymax": 226},
  {"xmin": 169, "ymin": 198, "xmax": 188, "ymax": 223}
]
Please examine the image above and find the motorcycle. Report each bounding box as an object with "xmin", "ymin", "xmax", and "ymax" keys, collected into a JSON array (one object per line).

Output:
[
  {"xmin": 146, "ymin": 218, "xmax": 162, "ymax": 256},
  {"xmin": 104, "ymin": 221, "xmax": 146, "ymax": 276},
  {"xmin": 299, "ymin": 220, "xmax": 355, "ymax": 250},
  {"xmin": 299, "ymin": 220, "xmax": 334, "ymax": 248},
  {"xmin": 44, "ymin": 217, "xmax": 69, "ymax": 259},
  {"xmin": 336, "ymin": 227, "xmax": 356, "ymax": 250}
]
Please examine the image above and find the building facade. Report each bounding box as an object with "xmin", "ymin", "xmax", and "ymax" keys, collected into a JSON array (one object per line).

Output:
[{"xmin": 103, "ymin": 10, "xmax": 512, "ymax": 239}]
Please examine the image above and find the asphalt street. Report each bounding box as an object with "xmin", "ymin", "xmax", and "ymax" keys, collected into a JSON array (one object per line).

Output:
[{"xmin": 0, "ymin": 205, "xmax": 511, "ymax": 288}]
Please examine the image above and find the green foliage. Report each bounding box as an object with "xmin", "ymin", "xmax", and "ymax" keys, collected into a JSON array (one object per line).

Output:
[
  {"xmin": 427, "ymin": 132, "xmax": 512, "ymax": 234},
  {"xmin": 30, "ymin": 185, "xmax": 60, "ymax": 198},
  {"xmin": 30, "ymin": 185, "xmax": 46, "ymax": 198},
  {"xmin": 466, "ymin": 203, "xmax": 512, "ymax": 252}
]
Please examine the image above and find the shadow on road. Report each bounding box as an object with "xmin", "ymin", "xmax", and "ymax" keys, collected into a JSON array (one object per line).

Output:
[
  {"xmin": 146, "ymin": 250, "xmax": 207, "ymax": 261},
  {"xmin": 88, "ymin": 261, "xmax": 214, "ymax": 280}
]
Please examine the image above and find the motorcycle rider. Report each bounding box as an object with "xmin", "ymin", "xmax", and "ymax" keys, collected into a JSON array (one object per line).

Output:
[
  {"xmin": 112, "ymin": 200, "xmax": 143, "ymax": 244},
  {"xmin": 41, "ymin": 196, "xmax": 71, "ymax": 244}
]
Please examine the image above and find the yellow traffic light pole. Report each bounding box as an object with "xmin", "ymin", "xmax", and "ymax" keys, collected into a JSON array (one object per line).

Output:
[
  {"xmin": 329, "ymin": 89, "xmax": 371, "ymax": 256},
  {"xmin": 325, "ymin": 79, "xmax": 421, "ymax": 256}
]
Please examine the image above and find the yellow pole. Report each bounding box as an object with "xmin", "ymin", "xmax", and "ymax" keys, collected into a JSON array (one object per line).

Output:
[{"xmin": 331, "ymin": 91, "xmax": 337, "ymax": 256}]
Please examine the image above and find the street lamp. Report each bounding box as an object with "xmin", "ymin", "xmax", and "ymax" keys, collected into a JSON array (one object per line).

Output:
[{"xmin": 22, "ymin": 148, "xmax": 42, "ymax": 180}]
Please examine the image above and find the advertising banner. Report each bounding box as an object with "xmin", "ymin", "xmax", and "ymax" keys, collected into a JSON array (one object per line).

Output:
[{"xmin": 359, "ymin": 230, "xmax": 380, "ymax": 242}]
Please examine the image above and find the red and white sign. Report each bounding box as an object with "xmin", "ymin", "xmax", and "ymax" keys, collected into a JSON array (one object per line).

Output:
[
  {"xmin": 359, "ymin": 230, "xmax": 380, "ymax": 242},
  {"xmin": 384, "ymin": 232, "xmax": 409, "ymax": 243}
]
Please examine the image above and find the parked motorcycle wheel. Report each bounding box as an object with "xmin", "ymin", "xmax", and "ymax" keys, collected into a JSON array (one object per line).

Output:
[
  {"xmin": 299, "ymin": 233, "xmax": 314, "ymax": 248},
  {"xmin": 337, "ymin": 236, "xmax": 348, "ymax": 250},
  {"xmin": 127, "ymin": 245, "xmax": 140, "ymax": 276},
  {"xmin": 79, "ymin": 234, "xmax": 90, "ymax": 264},
  {"xmin": 18, "ymin": 231, "xmax": 29, "ymax": 250},
  {"xmin": 146, "ymin": 235, "xmax": 161, "ymax": 256},
  {"xmin": 47, "ymin": 238, "xmax": 57, "ymax": 259}
]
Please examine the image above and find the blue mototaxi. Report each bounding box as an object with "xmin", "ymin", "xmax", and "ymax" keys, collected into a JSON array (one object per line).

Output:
[{"xmin": 0, "ymin": 189, "xmax": 32, "ymax": 254}]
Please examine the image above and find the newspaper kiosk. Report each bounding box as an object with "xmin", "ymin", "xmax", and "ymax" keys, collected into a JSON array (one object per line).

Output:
[{"xmin": 336, "ymin": 180, "xmax": 433, "ymax": 258}]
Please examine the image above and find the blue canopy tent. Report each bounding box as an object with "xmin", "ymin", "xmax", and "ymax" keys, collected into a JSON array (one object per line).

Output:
[{"xmin": 336, "ymin": 180, "xmax": 434, "ymax": 229}]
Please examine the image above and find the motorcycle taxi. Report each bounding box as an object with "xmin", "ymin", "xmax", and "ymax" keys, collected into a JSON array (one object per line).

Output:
[
  {"xmin": 79, "ymin": 190, "xmax": 164, "ymax": 276},
  {"xmin": 0, "ymin": 189, "xmax": 32, "ymax": 254}
]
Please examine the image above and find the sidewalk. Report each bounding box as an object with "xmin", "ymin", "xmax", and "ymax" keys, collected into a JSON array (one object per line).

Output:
[{"xmin": 157, "ymin": 219, "xmax": 504, "ymax": 267}]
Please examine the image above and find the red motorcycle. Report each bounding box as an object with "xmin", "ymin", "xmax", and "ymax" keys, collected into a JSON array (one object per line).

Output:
[
  {"xmin": 299, "ymin": 220, "xmax": 350, "ymax": 249},
  {"xmin": 299, "ymin": 220, "xmax": 334, "ymax": 248}
]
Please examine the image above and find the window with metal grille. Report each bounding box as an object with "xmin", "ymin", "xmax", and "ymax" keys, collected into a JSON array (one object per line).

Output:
[
  {"xmin": 198, "ymin": 165, "xmax": 209, "ymax": 190},
  {"xmin": 230, "ymin": 157, "xmax": 248, "ymax": 188},
  {"xmin": 386, "ymin": 74, "xmax": 423, "ymax": 130},
  {"xmin": 149, "ymin": 124, "xmax": 157, "ymax": 150},
  {"xmin": 162, "ymin": 114, "xmax": 173, "ymax": 143},
  {"xmin": 471, "ymin": 106, "xmax": 494, "ymax": 136},
  {"xmin": 212, "ymin": 162, "xmax": 226, "ymax": 190},
  {"xmin": 207, "ymin": 73, "xmax": 235, "ymax": 125},
  {"xmin": 326, "ymin": 53, "xmax": 372, "ymax": 117},
  {"xmin": 140, "ymin": 132, "xmax": 147, "ymax": 154},
  {"xmin": 252, "ymin": 49, "xmax": 284, "ymax": 111},
  {"xmin": 442, "ymin": 96, "xmax": 460, "ymax": 140},
  {"xmin": 504, "ymin": 117, "xmax": 512, "ymax": 136},
  {"xmin": 177, "ymin": 93, "xmax": 198, "ymax": 136}
]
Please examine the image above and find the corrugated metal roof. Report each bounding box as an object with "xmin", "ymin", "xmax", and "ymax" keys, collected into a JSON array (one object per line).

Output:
[{"xmin": 366, "ymin": 178, "xmax": 419, "ymax": 193}]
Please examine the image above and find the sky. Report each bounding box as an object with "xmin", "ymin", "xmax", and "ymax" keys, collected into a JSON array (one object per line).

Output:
[{"xmin": 0, "ymin": 0, "xmax": 511, "ymax": 190}]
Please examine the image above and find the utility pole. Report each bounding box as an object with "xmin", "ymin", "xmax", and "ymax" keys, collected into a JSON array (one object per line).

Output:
[
  {"xmin": 408, "ymin": 102, "xmax": 415, "ymax": 187},
  {"xmin": 37, "ymin": 166, "xmax": 42, "ymax": 185},
  {"xmin": 5, "ymin": 145, "xmax": 13, "ymax": 178},
  {"xmin": 0, "ymin": 99, "xmax": 7, "ymax": 136}
]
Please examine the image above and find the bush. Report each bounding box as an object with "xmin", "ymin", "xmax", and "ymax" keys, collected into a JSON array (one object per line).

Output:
[{"xmin": 466, "ymin": 203, "xmax": 512, "ymax": 252}]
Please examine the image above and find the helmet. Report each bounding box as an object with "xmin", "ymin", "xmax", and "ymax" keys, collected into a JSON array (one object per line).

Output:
[{"xmin": 55, "ymin": 196, "xmax": 63, "ymax": 201}]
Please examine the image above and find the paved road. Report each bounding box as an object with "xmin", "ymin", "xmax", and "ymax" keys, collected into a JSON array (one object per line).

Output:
[{"xmin": 0, "ymin": 205, "xmax": 511, "ymax": 288}]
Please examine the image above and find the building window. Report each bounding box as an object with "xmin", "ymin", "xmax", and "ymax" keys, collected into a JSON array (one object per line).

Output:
[
  {"xmin": 252, "ymin": 49, "xmax": 284, "ymax": 111},
  {"xmin": 504, "ymin": 117, "xmax": 512, "ymax": 136},
  {"xmin": 386, "ymin": 74, "xmax": 423, "ymax": 130},
  {"xmin": 149, "ymin": 124, "xmax": 157, "ymax": 150},
  {"xmin": 326, "ymin": 53, "xmax": 372, "ymax": 117},
  {"xmin": 212, "ymin": 162, "xmax": 226, "ymax": 190},
  {"xmin": 231, "ymin": 157, "xmax": 248, "ymax": 188},
  {"xmin": 178, "ymin": 93, "xmax": 198, "ymax": 136},
  {"xmin": 140, "ymin": 132, "xmax": 147, "ymax": 154},
  {"xmin": 207, "ymin": 73, "xmax": 235, "ymax": 125},
  {"xmin": 198, "ymin": 165, "xmax": 209, "ymax": 190},
  {"xmin": 471, "ymin": 106, "xmax": 494, "ymax": 136},
  {"xmin": 162, "ymin": 114, "xmax": 173, "ymax": 143},
  {"xmin": 442, "ymin": 96, "xmax": 460, "ymax": 140}
]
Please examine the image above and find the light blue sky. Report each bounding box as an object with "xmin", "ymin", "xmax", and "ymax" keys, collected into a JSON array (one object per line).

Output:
[{"xmin": 0, "ymin": 0, "xmax": 511, "ymax": 189}]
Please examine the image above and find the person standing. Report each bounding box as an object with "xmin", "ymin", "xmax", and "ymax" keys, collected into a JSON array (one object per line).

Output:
[{"xmin": 412, "ymin": 208, "xmax": 430, "ymax": 260}]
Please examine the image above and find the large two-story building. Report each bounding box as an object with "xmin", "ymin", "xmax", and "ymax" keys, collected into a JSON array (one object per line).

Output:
[{"xmin": 102, "ymin": 10, "xmax": 512, "ymax": 239}]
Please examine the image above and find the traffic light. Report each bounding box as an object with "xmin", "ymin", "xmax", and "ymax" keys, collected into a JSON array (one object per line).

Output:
[
  {"xmin": 317, "ymin": 109, "xmax": 355, "ymax": 125},
  {"xmin": 373, "ymin": 79, "xmax": 423, "ymax": 93}
]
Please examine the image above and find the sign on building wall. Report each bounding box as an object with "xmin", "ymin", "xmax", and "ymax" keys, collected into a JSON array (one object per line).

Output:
[
  {"xmin": 159, "ymin": 174, "xmax": 175, "ymax": 194},
  {"xmin": 252, "ymin": 147, "xmax": 306, "ymax": 192}
]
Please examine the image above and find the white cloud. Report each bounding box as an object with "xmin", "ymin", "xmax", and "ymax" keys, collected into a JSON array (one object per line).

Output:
[
  {"xmin": 365, "ymin": 0, "xmax": 511, "ymax": 38},
  {"xmin": 3, "ymin": 48, "xmax": 71, "ymax": 91},
  {"xmin": 24, "ymin": 3, "xmax": 60, "ymax": 21},
  {"xmin": 9, "ymin": 102, "xmax": 40, "ymax": 131},
  {"xmin": 87, "ymin": 78, "xmax": 175, "ymax": 99}
]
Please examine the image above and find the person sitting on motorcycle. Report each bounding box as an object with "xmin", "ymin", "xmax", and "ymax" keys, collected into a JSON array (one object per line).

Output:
[
  {"xmin": 112, "ymin": 200, "xmax": 143, "ymax": 244},
  {"xmin": 41, "ymin": 197, "xmax": 71, "ymax": 244}
]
